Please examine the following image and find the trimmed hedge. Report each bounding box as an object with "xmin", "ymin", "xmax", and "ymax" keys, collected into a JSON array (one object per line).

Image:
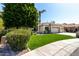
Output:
[{"xmin": 6, "ymin": 28, "xmax": 32, "ymax": 52}]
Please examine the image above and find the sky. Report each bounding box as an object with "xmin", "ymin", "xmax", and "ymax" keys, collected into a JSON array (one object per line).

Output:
[
  {"xmin": 0, "ymin": 3, "xmax": 79, "ymax": 24},
  {"xmin": 35, "ymin": 3, "xmax": 79, "ymax": 24}
]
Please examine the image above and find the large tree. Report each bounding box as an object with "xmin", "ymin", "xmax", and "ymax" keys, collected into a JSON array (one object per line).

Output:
[{"xmin": 2, "ymin": 3, "xmax": 38, "ymax": 29}]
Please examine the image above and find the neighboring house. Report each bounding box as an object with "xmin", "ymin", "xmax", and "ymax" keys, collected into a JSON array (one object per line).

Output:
[{"xmin": 37, "ymin": 22, "xmax": 79, "ymax": 33}]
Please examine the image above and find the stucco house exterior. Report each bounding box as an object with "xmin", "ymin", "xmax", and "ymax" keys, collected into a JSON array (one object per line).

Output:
[{"xmin": 37, "ymin": 22, "xmax": 79, "ymax": 33}]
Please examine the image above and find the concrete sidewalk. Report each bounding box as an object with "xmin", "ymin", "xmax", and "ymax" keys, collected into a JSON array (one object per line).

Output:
[{"xmin": 21, "ymin": 38, "xmax": 79, "ymax": 56}]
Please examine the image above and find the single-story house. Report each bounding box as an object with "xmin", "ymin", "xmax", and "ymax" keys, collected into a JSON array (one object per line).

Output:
[{"xmin": 37, "ymin": 22, "xmax": 79, "ymax": 33}]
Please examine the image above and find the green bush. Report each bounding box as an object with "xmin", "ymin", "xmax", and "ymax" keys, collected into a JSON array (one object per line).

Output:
[
  {"xmin": 0, "ymin": 28, "xmax": 16, "ymax": 40},
  {"xmin": 0, "ymin": 18, "xmax": 4, "ymax": 42},
  {"xmin": 6, "ymin": 28, "xmax": 32, "ymax": 52},
  {"xmin": 0, "ymin": 18, "xmax": 4, "ymax": 30},
  {"xmin": 0, "ymin": 29, "xmax": 7, "ymax": 43}
]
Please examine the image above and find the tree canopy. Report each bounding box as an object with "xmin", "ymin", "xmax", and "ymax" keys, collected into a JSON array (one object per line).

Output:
[{"xmin": 2, "ymin": 3, "xmax": 38, "ymax": 29}]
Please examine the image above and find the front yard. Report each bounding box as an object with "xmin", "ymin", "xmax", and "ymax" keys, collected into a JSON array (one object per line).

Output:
[{"xmin": 28, "ymin": 34, "xmax": 74, "ymax": 50}]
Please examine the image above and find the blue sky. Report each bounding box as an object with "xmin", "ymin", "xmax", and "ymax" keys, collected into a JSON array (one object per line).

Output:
[
  {"xmin": 35, "ymin": 3, "xmax": 79, "ymax": 24},
  {"xmin": 0, "ymin": 3, "xmax": 79, "ymax": 24}
]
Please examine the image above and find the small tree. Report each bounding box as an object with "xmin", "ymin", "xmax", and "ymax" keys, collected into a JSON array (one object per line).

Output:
[{"xmin": 2, "ymin": 3, "xmax": 38, "ymax": 29}]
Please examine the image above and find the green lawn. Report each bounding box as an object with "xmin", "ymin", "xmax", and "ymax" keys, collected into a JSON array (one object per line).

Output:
[{"xmin": 28, "ymin": 34, "xmax": 74, "ymax": 50}]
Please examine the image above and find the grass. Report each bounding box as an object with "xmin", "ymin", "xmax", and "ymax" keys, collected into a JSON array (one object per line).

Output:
[{"xmin": 28, "ymin": 34, "xmax": 74, "ymax": 50}]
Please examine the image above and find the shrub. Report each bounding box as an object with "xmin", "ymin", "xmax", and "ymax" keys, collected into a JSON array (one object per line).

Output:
[
  {"xmin": 0, "ymin": 29, "xmax": 7, "ymax": 43},
  {"xmin": 0, "ymin": 28, "xmax": 16, "ymax": 40},
  {"xmin": 0, "ymin": 18, "xmax": 4, "ymax": 42},
  {"xmin": 0, "ymin": 18, "xmax": 4, "ymax": 30},
  {"xmin": 6, "ymin": 28, "xmax": 32, "ymax": 52},
  {"xmin": 33, "ymin": 33, "xmax": 37, "ymax": 35}
]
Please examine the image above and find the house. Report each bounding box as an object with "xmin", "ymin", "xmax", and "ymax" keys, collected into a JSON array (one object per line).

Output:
[{"xmin": 37, "ymin": 21, "xmax": 79, "ymax": 33}]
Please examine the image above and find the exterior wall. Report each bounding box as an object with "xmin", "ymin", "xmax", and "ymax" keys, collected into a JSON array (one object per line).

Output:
[
  {"xmin": 60, "ymin": 27, "xmax": 65, "ymax": 32},
  {"xmin": 38, "ymin": 25, "xmax": 45, "ymax": 33}
]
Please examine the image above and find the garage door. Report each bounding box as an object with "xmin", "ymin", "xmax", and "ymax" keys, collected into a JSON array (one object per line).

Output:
[{"xmin": 51, "ymin": 28, "xmax": 59, "ymax": 33}]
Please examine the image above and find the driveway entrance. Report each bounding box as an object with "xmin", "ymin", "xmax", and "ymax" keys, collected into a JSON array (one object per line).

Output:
[{"xmin": 58, "ymin": 32, "xmax": 76, "ymax": 37}]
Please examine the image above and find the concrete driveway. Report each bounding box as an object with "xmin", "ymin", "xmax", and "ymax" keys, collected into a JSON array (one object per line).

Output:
[{"xmin": 58, "ymin": 32, "xmax": 76, "ymax": 37}]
